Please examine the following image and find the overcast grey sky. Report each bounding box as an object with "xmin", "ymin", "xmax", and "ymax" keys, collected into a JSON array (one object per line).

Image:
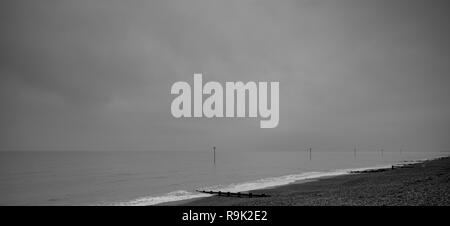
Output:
[{"xmin": 1, "ymin": 0, "xmax": 449, "ymax": 152}]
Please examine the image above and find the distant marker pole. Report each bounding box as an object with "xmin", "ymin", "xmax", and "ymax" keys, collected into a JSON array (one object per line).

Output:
[
  {"xmin": 213, "ymin": 146, "xmax": 216, "ymax": 165},
  {"xmin": 309, "ymin": 148, "xmax": 312, "ymax": 160}
]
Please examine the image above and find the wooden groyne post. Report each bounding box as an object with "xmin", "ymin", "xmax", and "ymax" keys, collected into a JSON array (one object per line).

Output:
[{"xmin": 196, "ymin": 190, "xmax": 270, "ymax": 198}]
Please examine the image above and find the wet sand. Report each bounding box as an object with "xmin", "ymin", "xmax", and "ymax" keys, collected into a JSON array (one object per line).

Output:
[{"xmin": 180, "ymin": 156, "xmax": 450, "ymax": 206}]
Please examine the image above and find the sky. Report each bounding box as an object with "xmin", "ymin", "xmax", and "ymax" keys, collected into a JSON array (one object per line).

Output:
[{"xmin": 1, "ymin": 0, "xmax": 449, "ymax": 152}]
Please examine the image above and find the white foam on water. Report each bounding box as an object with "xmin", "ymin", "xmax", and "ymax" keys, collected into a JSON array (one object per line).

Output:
[
  {"xmin": 201, "ymin": 164, "xmax": 398, "ymax": 193},
  {"xmin": 108, "ymin": 155, "xmax": 450, "ymax": 206},
  {"xmin": 110, "ymin": 190, "xmax": 213, "ymax": 206},
  {"xmin": 201, "ymin": 171, "xmax": 348, "ymax": 193},
  {"xmin": 110, "ymin": 164, "xmax": 396, "ymax": 206}
]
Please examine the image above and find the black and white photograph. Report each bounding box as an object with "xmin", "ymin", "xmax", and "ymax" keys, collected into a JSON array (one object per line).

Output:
[{"xmin": 1, "ymin": 0, "xmax": 449, "ymax": 215}]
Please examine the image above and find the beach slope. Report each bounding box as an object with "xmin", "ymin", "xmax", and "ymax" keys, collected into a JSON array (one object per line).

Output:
[{"xmin": 182, "ymin": 156, "xmax": 450, "ymax": 206}]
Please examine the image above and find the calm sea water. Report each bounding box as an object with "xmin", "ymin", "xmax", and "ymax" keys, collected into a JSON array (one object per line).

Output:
[{"xmin": 0, "ymin": 150, "xmax": 447, "ymax": 205}]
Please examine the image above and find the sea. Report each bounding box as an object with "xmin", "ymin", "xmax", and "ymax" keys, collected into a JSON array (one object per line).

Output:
[{"xmin": 0, "ymin": 150, "xmax": 447, "ymax": 205}]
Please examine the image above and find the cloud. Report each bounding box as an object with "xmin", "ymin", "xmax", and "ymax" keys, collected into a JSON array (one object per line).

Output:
[{"xmin": 1, "ymin": 0, "xmax": 449, "ymax": 151}]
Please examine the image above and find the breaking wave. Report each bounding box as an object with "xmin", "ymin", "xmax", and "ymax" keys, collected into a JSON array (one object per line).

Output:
[{"xmin": 110, "ymin": 164, "xmax": 396, "ymax": 206}]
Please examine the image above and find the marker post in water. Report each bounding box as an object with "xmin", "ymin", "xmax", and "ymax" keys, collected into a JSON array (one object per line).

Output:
[
  {"xmin": 213, "ymin": 146, "xmax": 216, "ymax": 165},
  {"xmin": 309, "ymin": 148, "xmax": 312, "ymax": 161}
]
